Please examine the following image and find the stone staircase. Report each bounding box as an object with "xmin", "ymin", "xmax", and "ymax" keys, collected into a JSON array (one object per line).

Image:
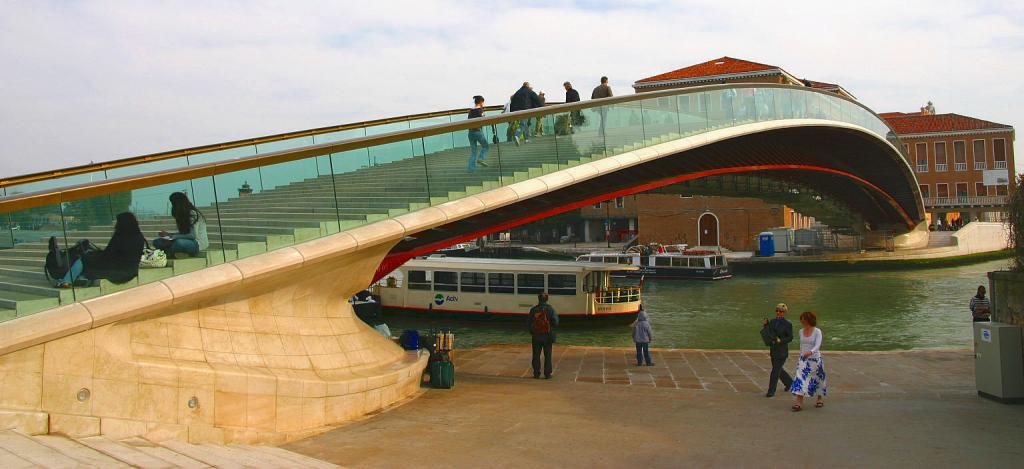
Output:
[
  {"xmin": 926, "ymin": 230, "xmax": 956, "ymax": 248},
  {"xmin": 0, "ymin": 429, "xmax": 341, "ymax": 468},
  {"xmin": 0, "ymin": 122, "xmax": 689, "ymax": 320}
]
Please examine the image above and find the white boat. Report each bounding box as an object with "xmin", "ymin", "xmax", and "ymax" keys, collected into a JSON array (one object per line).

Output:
[
  {"xmin": 376, "ymin": 256, "xmax": 642, "ymax": 323},
  {"xmin": 576, "ymin": 243, "xmax": 732, "ymax": 280}
]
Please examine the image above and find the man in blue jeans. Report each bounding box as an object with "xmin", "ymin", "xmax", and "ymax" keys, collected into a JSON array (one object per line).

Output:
[
  {"xmin": 510, "ymin": 82, "xmax": 542, "ymax": 145},
  {"xmin": 466, "ymin": 95, "xmax": 489, "ymax": 172}
]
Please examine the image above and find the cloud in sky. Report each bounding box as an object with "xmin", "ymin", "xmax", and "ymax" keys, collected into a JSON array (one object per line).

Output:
[{"xmin": 1, "ymin": 0, "xmax": 1022, "ymax": 177}]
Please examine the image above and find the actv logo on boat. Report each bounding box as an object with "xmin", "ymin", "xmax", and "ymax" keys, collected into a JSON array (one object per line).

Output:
[{"xmin": 434, "ymin": 294, "xmax": 458, "ymax": 305}]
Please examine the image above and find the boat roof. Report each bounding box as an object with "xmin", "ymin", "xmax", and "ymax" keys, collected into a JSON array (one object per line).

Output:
[
  {"xmin": 404, "ymin": 256, "xmax": 639, "ymax": 273},
  {"xmin": 580, "ymin": 251, "xmax": 721, "ymax": 258}
]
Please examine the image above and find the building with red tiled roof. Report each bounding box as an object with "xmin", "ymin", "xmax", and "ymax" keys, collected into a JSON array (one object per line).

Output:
[
  {"xmin": 633, "ymin": 56, "xmax": 803, "ymax": 92},
  {"xmin": 632, "ymin": 56, "xmax": 855, "ymax": 101},
  {"xmin": 800, "ymin": 79, "xmax": 855, "ymax": 99},
  {"xmin": 885, "ymin": 113, "xmax": 1012, "ymax": 136},
  {"xmin": 883, "ymin": 109, "xmax": 1015, "ymax": 224}
]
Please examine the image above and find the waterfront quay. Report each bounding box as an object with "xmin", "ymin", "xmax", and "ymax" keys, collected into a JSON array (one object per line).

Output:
[{"xmin": 286, "ymin": 345, "xmax": 1024, "ymax": 468}]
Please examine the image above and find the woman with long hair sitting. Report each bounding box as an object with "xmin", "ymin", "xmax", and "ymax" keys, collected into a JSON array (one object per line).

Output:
[
  {"xmin": 153, "ymin": 191, "xmax": 209, "ymax": 259},
  {"xmin": 55, "ymin": 212, "xmax": 146, "ymax": 288}
]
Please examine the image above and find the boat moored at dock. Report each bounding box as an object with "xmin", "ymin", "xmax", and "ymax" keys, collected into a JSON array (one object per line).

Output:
[
  {"xmin": 576, "ymin": 243, "xmax": 732, "ymax": 280},
  {"xmin": 377, "ymin": 256, "xmax": 642, "ymax": 323}
]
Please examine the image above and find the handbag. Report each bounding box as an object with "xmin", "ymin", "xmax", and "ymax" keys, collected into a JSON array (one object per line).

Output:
[
  {"xmin": 760, "ymin": 322, "xmax": 777, "ymax": 347},
  {"xmin": 140, "ymin": 247, "xmax": 167, "ymax": 268}
]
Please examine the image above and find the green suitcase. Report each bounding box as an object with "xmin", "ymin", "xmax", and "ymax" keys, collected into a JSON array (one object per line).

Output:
[{"xmin": 430, "ymin": 360, "xmax": 455, "ymax": 389}]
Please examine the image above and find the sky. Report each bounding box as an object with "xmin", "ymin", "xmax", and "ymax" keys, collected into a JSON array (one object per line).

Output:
[{"xmin": 1, "ymin": 0, "xmax": 1022, "ymax": 178}]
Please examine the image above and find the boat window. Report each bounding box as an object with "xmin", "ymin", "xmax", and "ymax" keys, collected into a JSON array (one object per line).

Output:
[
  {"xmin": 654, "ymin": 257, "xmax": 671, "ymax": 267},
  {"xmin": 408, "ymin": 270, "xmax": 431, "ymax": 290},
  {"xmin": 578, "ymin": 256, "xmax": 590, "ymax": 262},
  {"xmin": 619, "ymin": 257, "xmax": 631, "ymax": 265},
  {"xmin": 548, "ymin": 274, "xmax": 577, "ymax": 296},
  {"xmin": 488, "ymin": 273, "xmax": 514, "ymax": 294},
  {"xmin": 583, "ymin": 272, "xmax": 608, "ymax": 292},
  {"xmin": 460, "ymin": 272, "xmax": 486, "ymax": 293},
  {"xmin": 517, "ymin": 273, "xmax": 545, "ymax": 295},
  {"xmin": 434, "ymin": 271, "xmax": 458, "ymax": 292},
  {"xmin": 671, "ymin": 258, "xmax": 685, "ymax": 267},
  {"xmin": 689, "ymin": 258, "xmax": 701, "ymax": 268},
  {"xmin": 716, "ymin": 256, "xmax": 724, "ymax": 266}
]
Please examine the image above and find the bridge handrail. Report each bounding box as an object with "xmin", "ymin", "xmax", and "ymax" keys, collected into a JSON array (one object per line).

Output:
[
  {"xmin": 0, "ymin": 105, "xmax": 507, "ymax": 189},
  {"xmin": 0, "ymin": 83, "xmax": 901, "ymax": 213}
]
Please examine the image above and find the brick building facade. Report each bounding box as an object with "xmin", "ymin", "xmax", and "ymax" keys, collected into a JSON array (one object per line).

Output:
[
  {"xmin": 881, "ymin": 110, "xmax": 1015, "ymax": 225},
  {"xmin": 572, "ymin": 57, "xmax": 1016, "ymax": 251},
  {"xmin": 580, "ymin": 195, "xmax": 812, "ymax": 251}
]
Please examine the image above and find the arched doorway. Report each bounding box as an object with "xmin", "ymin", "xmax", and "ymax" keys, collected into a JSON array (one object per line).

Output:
[{"xmin": 698, "ymin": 212, "xmax": 719, "ymax": 247}]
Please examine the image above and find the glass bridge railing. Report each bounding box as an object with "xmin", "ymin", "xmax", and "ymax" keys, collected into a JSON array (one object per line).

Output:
[{"xmin": 0, "ymin": 84, "xmax": 900, "ymax": 321}]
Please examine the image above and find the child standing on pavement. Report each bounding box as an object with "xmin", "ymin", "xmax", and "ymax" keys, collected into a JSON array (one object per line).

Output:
[{"xmin": 632, "ymin": 306, "xmax": 654, "ymax": 366}]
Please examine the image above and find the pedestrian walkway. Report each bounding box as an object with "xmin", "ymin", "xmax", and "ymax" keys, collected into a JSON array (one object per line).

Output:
[
  {"xmin": 0, "ymin": 429, "xmax": 343, "ymax": 468},
  {"xmin": 286, "ymin": 345, "xmax": 1023, "ymax": 468},
  {"xmin": 454, "ymin": 345, "xmax": 975, "ymax": 396}
]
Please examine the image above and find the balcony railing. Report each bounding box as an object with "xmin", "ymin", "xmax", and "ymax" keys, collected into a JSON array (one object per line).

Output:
[
  {"xmin": 923, "ymin": 196, "xmax": 1008, "ymax": 208},
  {"xmin": 595, "ymin": 286, "xmax": 641, "ymax": 304},
  {"xmin": 994, "ymin": 161, "xmax": 1007, "ymax": 170},
  {"xmin": 954, "ymin": 162, "xmax": 968, "ymax": 171},
  {"xmin": 975, "ymin": 161, "xmax": 987, "ymax": 170},
  {"xmin": 916, "ymin": 164, "xmax": 928, "ymax": 173},
  {"xmin": 935, "ymin": 163, "xmax": 948, "ymax": 172}
]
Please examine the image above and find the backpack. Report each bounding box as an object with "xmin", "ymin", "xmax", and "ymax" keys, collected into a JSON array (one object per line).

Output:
[
  {"xmin": 530, "ymin": 305, "xmax": 552, "ymax": 334},
  {"xmin": 44, "ymin": 237, "xmax": 99, "ymax": 285}
]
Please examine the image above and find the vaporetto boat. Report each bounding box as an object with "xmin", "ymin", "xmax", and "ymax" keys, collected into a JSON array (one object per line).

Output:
[
  {"xmin": 576, "ymin": 243, "xmax": 733, "ymax": 280},
  {"xmin": 376, "ymin": 256, "xmax": 642, "ymax": 323}
]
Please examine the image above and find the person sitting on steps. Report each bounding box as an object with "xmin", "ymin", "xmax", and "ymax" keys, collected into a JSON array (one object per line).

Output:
[
  {"xmin": 152, "ymin": 192, "xmax": 209, "ymax": 259},
  {"xmin": 55, "ymin": 212, "xmax": 146, "ymax": 288}
]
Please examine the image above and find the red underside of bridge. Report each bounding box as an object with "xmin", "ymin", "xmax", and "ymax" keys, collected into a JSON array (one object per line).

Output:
[{"xmin": 372, "ymin": 126, "xmax": 924, "ymax": 283}]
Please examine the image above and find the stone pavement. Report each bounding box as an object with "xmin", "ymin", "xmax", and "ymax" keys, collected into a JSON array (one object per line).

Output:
[
  {"xmin": 286, "ymin": 345, "xmax": 1024, "ymax": 468},
  {"xmin": 452, "ymin": 345, "xmax": 977, "ymax": 396}
]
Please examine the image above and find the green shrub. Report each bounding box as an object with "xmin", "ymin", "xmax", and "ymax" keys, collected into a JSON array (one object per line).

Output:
[{"xmin": 1008, "ymin": 173, "xmax": 1024, "ymax": 271}]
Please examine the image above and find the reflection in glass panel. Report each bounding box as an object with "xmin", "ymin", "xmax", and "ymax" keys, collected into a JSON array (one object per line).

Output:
[
  {"xmin": 641, "ymin": 97, "xmax": 677, "ymax": 143},
  {"xmin": 1, "ymin": 202, "xmax": 70, "ymax": 319},
  {"xmin": 678, "ymin": 93, "xmax": 708, "ymax": 136},
  {"xmin": 603, "ymin": 102, "xmax": 646, "ymax": 154}
]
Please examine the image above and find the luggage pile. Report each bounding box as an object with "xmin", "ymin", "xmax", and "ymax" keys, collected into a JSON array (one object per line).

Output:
[{"xmin": 429, "ymin": 330, "xmax": 455, "ymax": 389}]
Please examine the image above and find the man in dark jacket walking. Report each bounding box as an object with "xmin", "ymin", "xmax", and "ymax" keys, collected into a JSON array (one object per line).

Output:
[
  {"xmin": 564, "ymin": 81, "xmax": 583, "ymax": 130},
  {"xmin": 510, "ymin": 82, "xmax": 542, "ymax": 145},
  {"xmin": 591, "ymin": 76, "xmax": 613, "ymax": 136},
  {"xmin": 761, "ymin": 303, "xmax": 794, "ymax": 397},
  {"xmin": 527, "ymin": 292, "xmax": 559, "ymax": 379}
]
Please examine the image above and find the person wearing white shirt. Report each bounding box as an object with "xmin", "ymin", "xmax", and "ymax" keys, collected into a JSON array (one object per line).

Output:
[{"xmin": 790, "ymin": 311, "xmax": 827, "ymax": 411}]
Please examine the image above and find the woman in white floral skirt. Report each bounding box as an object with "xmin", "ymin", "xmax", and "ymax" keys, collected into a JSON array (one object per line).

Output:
[{"xmin": 791, "ymin": 311, "xmax": 826, "ymax": 411}]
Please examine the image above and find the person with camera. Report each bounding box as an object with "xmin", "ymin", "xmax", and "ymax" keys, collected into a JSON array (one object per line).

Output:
[
  {"xmin": 761, "ymin": 303, "xmax": 793, "ymax": 397},
  {"xmin": 970, "ymin": 285, "xmax": 991, "ymax": 322}
]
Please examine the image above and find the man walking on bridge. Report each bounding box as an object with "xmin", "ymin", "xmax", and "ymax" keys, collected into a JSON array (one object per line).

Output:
[
  {"xmin": 591, "ymin": 76, "xmax": 613, "ymax": 137},
  {"xmin": 528, "ymin": 292, "xmax": 559, "ymax": 379},
  {"xmin": 511, "ymin": 82, "xmax": 542, "ymax": 145},
  {"xmin": 564, "ymin": 81, "xmax": 583, "ymax": 131}
]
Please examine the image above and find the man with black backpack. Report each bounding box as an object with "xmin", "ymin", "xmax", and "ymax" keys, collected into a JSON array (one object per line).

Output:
[{"xmin": 527, "ymin": 292, "xmax": 559, "ymax": 379}]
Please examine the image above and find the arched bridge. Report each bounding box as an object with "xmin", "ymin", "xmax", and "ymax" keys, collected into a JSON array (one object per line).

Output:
[{"xmin": 0, "ymin": 84, "xmax": 923, "ymax": 443}]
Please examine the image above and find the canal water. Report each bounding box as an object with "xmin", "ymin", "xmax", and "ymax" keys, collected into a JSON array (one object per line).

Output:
[{"xmin": 383, "ymin": 259, "xmax": 1010, "ymax": 351}]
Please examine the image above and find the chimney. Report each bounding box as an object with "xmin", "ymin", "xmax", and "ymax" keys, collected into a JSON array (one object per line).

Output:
[{"xmin": 238, "ymin": 181, "xmax": 253, "ymax": 198}]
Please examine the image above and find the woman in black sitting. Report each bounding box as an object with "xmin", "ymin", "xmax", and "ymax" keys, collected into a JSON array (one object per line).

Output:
[{"xmin": 56, "ymin": 212, "xmax": 147, "ymax": 288}]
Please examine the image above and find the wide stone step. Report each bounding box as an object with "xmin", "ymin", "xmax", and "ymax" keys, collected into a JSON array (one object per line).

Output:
[{"xmin": 0, "ymin": 430, "xmax": 345, "ymax": 468}]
